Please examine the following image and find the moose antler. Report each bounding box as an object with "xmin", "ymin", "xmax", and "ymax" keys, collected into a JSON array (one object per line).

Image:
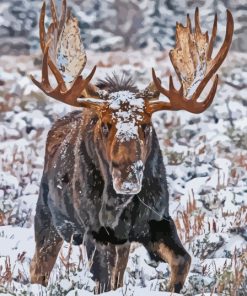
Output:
[
  {"xmin": 149, "ymin": 8, "xmax": 234, "ymax": 114},
  {"xmin": 30, "ymin": 0, "xmax": 99, "ymax": 107}
]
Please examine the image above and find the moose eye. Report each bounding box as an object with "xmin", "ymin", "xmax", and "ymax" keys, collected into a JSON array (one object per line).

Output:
[{"xmin": 102, "ymin": 123, "xmax": 111, "ymax": 136}]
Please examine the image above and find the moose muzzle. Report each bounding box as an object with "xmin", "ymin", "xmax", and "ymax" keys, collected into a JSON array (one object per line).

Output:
[{"xmin": 112, "ymin": 160, "xmax": 144, "ymax": 195}]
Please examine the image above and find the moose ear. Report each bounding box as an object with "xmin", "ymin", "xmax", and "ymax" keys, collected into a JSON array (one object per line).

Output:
[{"xmin": 143, "ymin": 81, "xmax": 160, "ymax": 101}]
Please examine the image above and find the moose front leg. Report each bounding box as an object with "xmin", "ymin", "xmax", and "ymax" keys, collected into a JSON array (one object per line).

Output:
[
  {"xmin": 30, "ymin": 185, "xmax": 63, "ymax": 286},
  {"xmin": 146, "ymin": 217, "xmax": 191, "ymax": 293},
  {"xmin": 87, "ymin": 242, "xmax": 130, "ymax": 294},
  {"xmin": 110, "ymin": 244, "xmax": 130, "ymax": 290}
]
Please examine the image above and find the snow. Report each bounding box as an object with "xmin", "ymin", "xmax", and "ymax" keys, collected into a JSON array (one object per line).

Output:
[
  {"xmin": 0, "ymin": 172, "xmax": 19, "ymax": 189},
  {"xmin": 59, "ymin": 278, "xmax": 73, "ymax": 291},
  {"xmin": 108, "ymin": 91, "xmax": 145, "ymax": 142}
]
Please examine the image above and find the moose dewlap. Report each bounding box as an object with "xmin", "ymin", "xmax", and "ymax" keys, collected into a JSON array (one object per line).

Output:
[{"xmin": 30, "ymin": 0, "xmax": 233, "ymax": 293}]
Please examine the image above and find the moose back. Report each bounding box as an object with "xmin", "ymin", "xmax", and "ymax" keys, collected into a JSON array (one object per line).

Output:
[{"xmin": 30, "ymin": 0, "xmax": 233, "ymax": 293}]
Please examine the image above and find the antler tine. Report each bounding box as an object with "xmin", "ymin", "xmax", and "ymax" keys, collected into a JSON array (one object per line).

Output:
[
  {"xmin": 48, "ymin": 54, "xmax": 67, "ymax": 92},
  {"xmin": 37, "ymin": 0, "xmax": 76, "ymax": 95},
  {"xmin": 152, "ymin": 68, "xmax": 170, "ymax": 98},
  {"xmin": 195, "ymin": 7, "xmax": 201, "ymax": 34},
  {"xmin": 44, "ymin": 20, "xmax": 67, "ymax": 91},
  {"xmin": 50, "ymin": 0, "xmax": 58, "ymax": 28},
  {"xmin": 58, "ymin": 0, "xmax": 67, "ymax": 40},
  {"xmin": 207, "ymin": 13, "xmax": 217, "ymax": 60},
  {"xmin": 39, "ymin": 0, "xmax": 65, "ymax": 49},
  {"xmin": 184, "ymin": 74, "xmax": 218, "ymax": 113},
  {"xmin": 47, "ymin": 1, "xmax": 67, "ymax": 90},
  {"xmin": 30, "ymin": 41, "xmax": 52, "ymax": 93},
  {"xmin": 191, "ymin": 9, "xmax": 233, "ymax": 102},
  {"xmin": 201, "ymin": 74, "xmax": 218, "ymax": 110},
  {"xmin": 187, "ymin": 14, "xmax": 192, "ymax": 32},
  {"xmin": 66, "ymin": 66, "xmax": 97, "ymax": 98},
  {"xmin": 39, "ymin": 1, "xmax": 46, "ymax": 52},
  {"xmin": 149, "ymin": 8, "xmax": 233, "ymax": 114},
  {"xmin": 194, "ymin": 74, "xmax": 219, "ymax": 114},
  {"xmin": 41, "ymin": 0, "xmax": 66, "ymax": 43},
  {"xmin": 41, "ymin": 41, "xmax": 52, "ymax": 90},
  {"xmin": 168, "ymin": 75, "xmax": 173, "ymax": 89}
]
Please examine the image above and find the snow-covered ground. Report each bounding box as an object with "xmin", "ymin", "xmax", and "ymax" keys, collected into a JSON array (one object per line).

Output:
[{"xmin": 0, "ymin": 50, "xmax": 246, "ymax": 295}]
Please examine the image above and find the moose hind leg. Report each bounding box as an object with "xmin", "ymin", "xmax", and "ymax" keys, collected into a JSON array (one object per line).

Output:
[
  {"xmin": 30, "ymin": 183, "xmax": 63, "ymax": 286},
  {"xmin": 147, "ymin": 217, "xmax": 191, "ymax": 293}
]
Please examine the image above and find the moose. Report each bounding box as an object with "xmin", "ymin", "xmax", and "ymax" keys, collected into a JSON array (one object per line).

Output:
[{"xmin": 30, "ymin": 0, "xmax": 233, "ymax": 293}]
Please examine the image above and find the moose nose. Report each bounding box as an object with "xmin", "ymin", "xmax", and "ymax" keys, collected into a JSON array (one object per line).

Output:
[
  {"xmin": 112, "ymin": 168, "xmax": 142, "ymax": 195},
  {"xmin": 112, "ymin": 164, "xmax": 144, "ymax": 195}
]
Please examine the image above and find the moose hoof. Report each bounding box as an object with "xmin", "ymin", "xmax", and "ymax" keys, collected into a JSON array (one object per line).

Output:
[
  {"xmin": 30, "ymin": 273, "xmax": 48, "ymax": 287},
  {"xmin": 30, "ymin": 260, "xmax": 49, "ymax": 287}
]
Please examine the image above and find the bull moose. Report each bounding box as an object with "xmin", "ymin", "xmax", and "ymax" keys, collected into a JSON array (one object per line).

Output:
[{"xmin": 30, "ymin": 0, "xmax": 233, "ymax": 293}]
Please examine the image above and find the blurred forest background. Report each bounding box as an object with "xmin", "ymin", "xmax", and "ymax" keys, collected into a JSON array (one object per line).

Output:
[{"xmin": 0, "ymin": 0, "xmax": 246, "ymax": 55}]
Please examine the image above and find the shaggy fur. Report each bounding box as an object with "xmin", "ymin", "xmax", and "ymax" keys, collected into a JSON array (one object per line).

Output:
[{"xmin": 97, "ymin": 73, "xmax": 139, "ymax": 93}]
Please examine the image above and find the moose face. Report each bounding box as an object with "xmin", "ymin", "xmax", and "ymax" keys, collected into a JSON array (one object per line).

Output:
[{"xmin": 95, "ymin": 90, "xmax": 153, "ymax": 195}]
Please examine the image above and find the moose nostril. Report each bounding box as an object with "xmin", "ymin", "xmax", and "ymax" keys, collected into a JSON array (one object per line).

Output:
[
  {"xmin": 136, "ymin": 162, "xmax": 144, "ymax": 172},
  {"xmin": 138, "ymin": 164, "xmax": 143, "ymax": 171}
]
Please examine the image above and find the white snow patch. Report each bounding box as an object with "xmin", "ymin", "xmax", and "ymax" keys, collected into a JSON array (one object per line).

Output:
[
  {"xmin": 108, "ymin": 91, "xmax": 145, "ymax": 142},
  {"xmin": 22, "ymin": 183, "xmax": 39, "ymax": 195},
  {"xmin": 0, "ymin": 172, "xmax": 19, "ymax": 189}
]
